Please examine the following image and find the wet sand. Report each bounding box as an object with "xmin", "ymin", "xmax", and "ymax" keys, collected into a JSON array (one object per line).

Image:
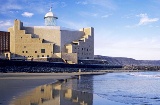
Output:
[{"xmin": 0, "ymin": 72, "xmax": 106, "ymax": 105}]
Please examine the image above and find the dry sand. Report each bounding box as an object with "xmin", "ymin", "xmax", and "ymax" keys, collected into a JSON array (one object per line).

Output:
[{"xmin": 0, "ymin": 71, "xmax": 106, "ymax": 105}]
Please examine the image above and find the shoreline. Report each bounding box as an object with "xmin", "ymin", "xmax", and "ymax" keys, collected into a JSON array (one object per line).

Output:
[
  {"xmin": 0, "ymin": 71, "xmax": 106, "ymax": 79},
  {"xmin": 0, "ymin": 71, "xmax": 107, "ymax": 105}
]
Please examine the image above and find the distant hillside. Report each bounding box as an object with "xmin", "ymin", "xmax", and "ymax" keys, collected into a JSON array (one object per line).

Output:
[{"xmin": 94, "ymin": 55, "xmax": 160, "ymax": 66}]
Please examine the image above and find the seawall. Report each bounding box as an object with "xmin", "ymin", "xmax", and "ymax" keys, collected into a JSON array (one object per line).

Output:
[{"xmin": 0, "ymin": 59, "xmax": 122, "ymax": 72}]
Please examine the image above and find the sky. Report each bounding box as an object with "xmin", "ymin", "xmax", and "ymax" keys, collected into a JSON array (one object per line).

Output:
[{"xmin": 0, "ymin": 0, "xmax": 160, "ymax": 60}]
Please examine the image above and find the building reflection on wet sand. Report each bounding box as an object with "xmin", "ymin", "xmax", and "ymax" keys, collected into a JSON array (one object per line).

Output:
[{"xmin": 10, "ymin": 76, "xmax": 93, "ymax": 105}]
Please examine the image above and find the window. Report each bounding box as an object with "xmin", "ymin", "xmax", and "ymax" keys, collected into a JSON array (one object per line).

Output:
[
  {"xmin": 41, "ymin": 49, "xmax": 45, "ymax": 53},
  {"xmin": 22, "ymin": 51, "xmax": 24, "ymax": 53},
  {"xmin": 35, "ymin": 51, "xmax": 37, "ymax": 53},
  {"xmin": 42, "ymin": 55, "xmax": 44, "ymax": 57},
  {"xmin": 37, "ymin": 55, "xmax": 39, "ymax": 57},
  {"xmin": 82, "ymin": 48, "xmax": 83, "ymax": 50},
  {"xmin": 26, "ymin": 51, "xmax": 28, "ymax": 53},
  {"xmin": 47, "ymin": 55, "xmax": 49, "ymax": 57}
]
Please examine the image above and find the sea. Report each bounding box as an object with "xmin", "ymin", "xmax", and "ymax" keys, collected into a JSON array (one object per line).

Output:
[{"xmin": 10, "ymin": 71, "xmax": 160, "ymax": 105}]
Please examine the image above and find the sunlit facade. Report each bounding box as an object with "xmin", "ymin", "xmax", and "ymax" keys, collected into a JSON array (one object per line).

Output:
[
  {"xmin": 8, "ymin": 19, "xmax": 94, "ymax": 63},
  {"xmin": 8, "ymin": 7, "xmax": 94, "ymax": 63}
]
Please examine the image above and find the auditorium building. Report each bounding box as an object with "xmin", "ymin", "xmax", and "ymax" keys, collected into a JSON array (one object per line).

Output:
[{"xmin": 8, "ymin": 8, "xmax": 94, "ymax": 64}]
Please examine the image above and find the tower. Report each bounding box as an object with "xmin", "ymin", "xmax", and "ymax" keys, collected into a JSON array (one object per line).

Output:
[{"xmin": 44, "ymin": 7, "xmax": 58, "ymax": 26}]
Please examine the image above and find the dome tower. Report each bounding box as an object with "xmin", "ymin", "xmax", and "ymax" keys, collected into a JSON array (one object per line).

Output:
[{"xmin": 44, "ymin": 7, "xmax": 58, "ymax": 26}]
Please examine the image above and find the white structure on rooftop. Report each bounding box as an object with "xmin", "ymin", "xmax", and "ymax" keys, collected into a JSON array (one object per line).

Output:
[{"xmin": 44, "ymin": 7, "xmax": 58, "ymax": 26}]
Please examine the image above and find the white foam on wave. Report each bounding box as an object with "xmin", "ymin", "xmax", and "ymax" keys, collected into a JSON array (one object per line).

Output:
[{"xmin": 129, "ymin": 73, "xmax": 160, "ymax": 78}]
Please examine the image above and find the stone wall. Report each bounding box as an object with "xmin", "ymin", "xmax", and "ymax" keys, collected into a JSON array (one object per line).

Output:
[
  {"xmin": 9, "ymin": 20, "xmax": 54, "ymax": 59},
  {"xmin": 62, "ymin": 53, "xmax": 77, "ymax": 64},
  {"xmin": 66, "ymin": 27, "xmax": 94, "ymax": 60}
]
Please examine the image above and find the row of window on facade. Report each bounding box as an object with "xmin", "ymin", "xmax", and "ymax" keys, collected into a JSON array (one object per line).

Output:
[
  {"xmin": 74, "ymin": 47, "xmax": 90, "ymax": 51},
  {"xmin": 25, "ymin": 55, "xmax": 50, "ymax": 58},
  {"xmin": 74, "ymin": 51, "xmax": 91, "ymax": 56},
  {"xmin": 78, "ymin": 57, "xmax": 90, "ymax": 59},
  {"xmin": 22, "ymin": 49, "xmax": 45, "ymax": 54}
]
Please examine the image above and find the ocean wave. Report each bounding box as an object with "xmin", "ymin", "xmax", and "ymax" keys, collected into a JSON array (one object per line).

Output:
[
  {"xmin": 97, "ymin": 92, "xmax": 160, "ymax": 105},
  {"xmin": 129, "ymin": 73, "xmax": 160, "ymax": 78}
]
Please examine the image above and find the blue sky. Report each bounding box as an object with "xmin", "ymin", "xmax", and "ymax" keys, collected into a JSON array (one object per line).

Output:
[{"xmin": 0, "ymin": 0, "xmax": 160, "ymax": 60}]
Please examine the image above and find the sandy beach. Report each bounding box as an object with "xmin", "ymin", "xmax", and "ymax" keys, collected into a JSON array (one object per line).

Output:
[{"xmin": 0, "ymin": 71, "xmax": 106, "ymax": 105}]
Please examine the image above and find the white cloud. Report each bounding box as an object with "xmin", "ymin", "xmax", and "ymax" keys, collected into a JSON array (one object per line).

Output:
[
  {"xmin": 79, "ymin": 11, "xmax": 98, "ymax": 17},
  {"xmin": 101, "ymin": 15, "xmax": 109, "ymax": 18},
  {"xmin": 0, "ymin": 20, "xmax": 13, "ymax": 31},
  {"xmin": 137, "ymin": 13, "xmax": 159, "ymax": 25},
  {"xmin": 76, "ymin": 1, "xmax": 88, "ymax": 5},
  {"xmin": 87, "ymin": 0, "xmax": 116, "ymax": 10},
  {"xmin": 22, "ymin": 12, "xmax": 34, "ymax": 17},
  {"xmin": 60, "ymin": 19, "xmax": 89, "ymax": 29},
  {"xmin": 5, "ymin": 4, "xmax": 22, "ymax": 10},
  {"xmin": 101, "ymin": 14, "xmax": 112, "ymax": 18},
  {"xmin": 76, "ymin": 0, "xmax": 116, "ymax": 10},
  {"xmin": 0, "ymin": 0, "xmax": 22, "ymax": 13}
]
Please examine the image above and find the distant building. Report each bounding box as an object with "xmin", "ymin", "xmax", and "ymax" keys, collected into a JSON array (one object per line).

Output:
[
  {"xmin": 0, "ymin": 31, "xmax": 10, "ymax": 54},
  {"xmin": 8, "ymin": 8, "xmax": 94, "ymax": 63}
]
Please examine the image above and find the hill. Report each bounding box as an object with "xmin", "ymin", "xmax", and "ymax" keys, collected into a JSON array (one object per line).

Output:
[{"xmin": 94, "ymin": 55, "xmax": 160, "ymax": 66}]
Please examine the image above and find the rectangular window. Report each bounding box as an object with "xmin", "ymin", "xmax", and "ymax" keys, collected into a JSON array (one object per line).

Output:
[
  {"xmin": 47, "ymin": 55, "xmax": 49, "ymax": 57},
  {"xmin": 42, "ymin": 55, "xmax": 44, "ymax": 57},
  {"xmin": 41, "ymin": 49, "xmax": 45, "ymax": 53},
  {"xmin": 35, "ymin": 51, "xmax": 37, "ymax": 53},
  {"xmin": 22, "ymin": 51, "xmax": 24, "ymax": 53},
  {"xmin": 26, "ymin": 51, "xmax": 28, "ymax": 53},
  {"xmin": 37, "ymin": 55, "xmax": 39, "ymax": 57}
]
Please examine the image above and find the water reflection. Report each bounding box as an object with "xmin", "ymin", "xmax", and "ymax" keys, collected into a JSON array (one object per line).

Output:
[{"xmin": 10, "ymin": 76, "xmax": 93, "ymax": 105}]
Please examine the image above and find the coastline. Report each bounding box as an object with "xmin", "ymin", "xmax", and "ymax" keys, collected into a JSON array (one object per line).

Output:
[
  {"xmin": 0, "ymin": 71, "xmax": 106, "ymax": 105},
  {"xmin": 0, "ymin": 70, "xmax": 156, "ymax": 105}
]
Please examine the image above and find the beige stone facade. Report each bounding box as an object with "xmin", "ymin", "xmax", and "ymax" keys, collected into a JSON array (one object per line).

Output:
[{"xmin": 9, "ymin": 19, "xmax": 94, "ymax": 64}]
